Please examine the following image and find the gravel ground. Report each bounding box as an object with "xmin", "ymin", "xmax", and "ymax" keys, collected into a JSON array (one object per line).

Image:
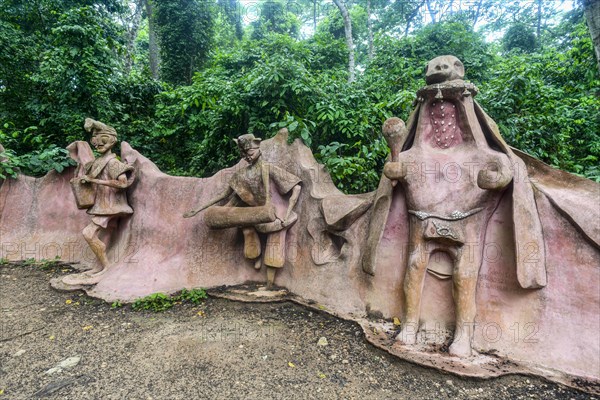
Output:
[{"xmin": 0, "ymin": 263, "xmax": 597, "ymax": 399}]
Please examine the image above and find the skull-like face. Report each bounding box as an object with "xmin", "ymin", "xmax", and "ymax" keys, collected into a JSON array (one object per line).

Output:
[
  {"xmin": 91, "ymin": 133, "xmax": 116, "ymax": 154},
  {"xmin": 425, "ymin": 55, "xmax": 465, "ymax": 85}
]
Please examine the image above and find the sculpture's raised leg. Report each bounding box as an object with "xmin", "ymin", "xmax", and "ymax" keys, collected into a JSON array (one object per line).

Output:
[
  {"xmin": 242, "ymin": 227, "xmax": 262, "ymax": 270},
  {"xmin": 82, "ymin": 222, "xmax": 110, "ymax": 274}
]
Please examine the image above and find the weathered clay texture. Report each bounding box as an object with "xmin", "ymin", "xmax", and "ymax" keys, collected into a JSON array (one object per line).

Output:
[{"xmin": 1, "ymin": 58, "xmax": 598, "ymax": 391}]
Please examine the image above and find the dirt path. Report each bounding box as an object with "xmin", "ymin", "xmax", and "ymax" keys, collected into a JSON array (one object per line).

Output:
[{"xmin": 0, "ymin": 264, "xmax": 595, "ymax": 399}]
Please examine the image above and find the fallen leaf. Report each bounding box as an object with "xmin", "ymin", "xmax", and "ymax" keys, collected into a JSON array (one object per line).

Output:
[
  {"xmin": 197, "ymin": 311, "xmax": 205, "ymax": 317},
  {"xmin": 65, "ymin": 300, "xmax": 72, "ymax": 305},
  {"xmin": 288, "ymin": 362, "xmax": 296, "ymax": 368},
  {"xmin": 0, "ymin": 389, "xmax": 4, "ymax": 395},
  {"xmin": 82, "ymin": 325, "xmax": 93, "ymax": 331},
  {"xmin": 49, "ymin": 335, "xmax": 55, "ymax": 340},
  {"xmin": 61, "ymin": 269, "xmax": 70, "ymax": 272},
  {"xmin": 318, "ymin": 372, "xmax": 326, "ymax": 379},
  {"xmin": 393, "ymin": 317, "xmax": 401, "ymax": 326}
]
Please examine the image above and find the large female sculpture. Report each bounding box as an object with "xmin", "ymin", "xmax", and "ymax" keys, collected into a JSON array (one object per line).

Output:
[{"xmin": 364, "ymin": 56, "xmax": 546, "ymax": 357}]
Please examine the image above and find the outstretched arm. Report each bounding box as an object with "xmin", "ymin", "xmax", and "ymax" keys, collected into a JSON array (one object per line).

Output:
[
  {"xmin": 283, "ymin": 184, "xmax": 301, "ymax": 222},
  {"xmin": 183, "ymin": 186, "xmax": 234, "ymax": 218}
]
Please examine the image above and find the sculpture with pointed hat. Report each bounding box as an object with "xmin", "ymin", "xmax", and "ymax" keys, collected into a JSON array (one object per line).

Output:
[{"xmin": 62, "ymin": 118, "xmax": 135, "ymax": 286}]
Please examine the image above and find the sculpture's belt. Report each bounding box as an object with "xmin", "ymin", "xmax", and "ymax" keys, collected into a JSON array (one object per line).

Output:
[{"xmin": 408, "ymin": 207, "xmax": 483, "ymax": 221}]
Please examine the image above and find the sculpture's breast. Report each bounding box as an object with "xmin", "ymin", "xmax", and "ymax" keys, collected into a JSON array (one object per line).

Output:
[{"xmin": 399, "ymin": 146, "xmax": 508, "ymax": 215}]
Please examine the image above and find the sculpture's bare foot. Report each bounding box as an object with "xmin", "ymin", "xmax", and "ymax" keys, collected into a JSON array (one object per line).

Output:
[
  {"xmin": 85, "ymin": 266, "xmax": 103, "ymax": 275},
  {"xmin": 62, "ymin": 273, "xmax": 88, "ymax": 286},
  {"xmin": 448, "ymin": 339, "xmax": 472, "ymax": 358},
  {"xmin": 62, "ymin": 270, "xmax": 105, "ymax": 286},
  {"xmin": 395, "ymin": 328, "xmax": 417, "ymax": 345}
]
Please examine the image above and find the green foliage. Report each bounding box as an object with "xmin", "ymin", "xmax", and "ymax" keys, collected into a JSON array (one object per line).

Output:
[
  {"xmin": 144, "ymin": 32, "xmax": 404, "ymax": 191},
  {"xmin": 394, "ymin": 21, "xmax": 494, "ymax": 85},
  {"xmin": 132, "ymin": 292, "xmax": 174, "ymax": 312},
  {"xmin": 37, "ymin": 256, "xmax": 62, "ymax": 270},
  {"xmin": 217, "ymin": 0, "xmax": 243, "ymax": 40},
  {"xmin": 503, "ymin": 23, "xmax": 537, "ymax": 53},
  {"xmin": 131, "ymin": 288, "xmax": 208, "ymax": 312},
  {"xmin": 0, "ymin": 124, "xmax": 75, "ymax": 177},
  {"xmin": 478, "ymin": 28, "xmax": 600, "ymax": 179},
  {"xmin": 9, "ymin": 256, "xmax": 62, "ymax": 270},
  {"xmin": 0, "ymin": 148, "xmax": 21, "ymax": 179},
  {"xmin": 0, "ymin": 2, "xmax": 136, "ymax": 157},
  {"xmin": 23, "ymin": 258, "xmax": 37, "ymax": 266},
  {"xmin": 250, "ymin": 1, "xmax": 301, "ymax": 40},
  {"xmin": 154, "ymin": 0, "xmax": 214, "ymax": 85},
  {"xmin": 18, "ymin": 145, "xmax": 76, "ymax": 176},
  {"xmin": 317, "ymin": 5, "xmax": 367, "ymax": 41},
  {"xmin": 111, "ymin": 300, "xmax": 123, "ymax": 309},
  {"xmin": 178, "ymin": 288, "xmax": 208, "ymax": 304},
  {"xmin": 306, "ymin": 32, "xmax": 347, "ymax": 71},
  {"xmin": 1, "ymin": 1, "xmax": 598, "ymax": 190},
  {"xmin": 31, "ymin": 6, "xmax": 126, "ymax": 143}
]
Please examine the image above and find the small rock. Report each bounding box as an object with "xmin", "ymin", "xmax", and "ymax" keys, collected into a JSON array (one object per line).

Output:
[
  {"xmin": 59, "ymin": 356, "xmax": 81, "ymax": 369},
  {"xmin": 329, "ymin": 354, "xmax": 338, "ymax": 361},
  {"xmin": 317, "ymin": 337, "xmax": 328, "ymax": 346},
  {"xmin": 342, "ymin": 359, "xmax": 349, "ymax": 364},
  {"xmin": 446, "ymin": 380, "xmax": 453, "ymax": 386},
  {"xmin": 13, "ymin": 350, "xmax": 26, "ymax": 357},
  {"xmin": 45, "ymin": 367, "xmax": 63, "ymax": 375}
]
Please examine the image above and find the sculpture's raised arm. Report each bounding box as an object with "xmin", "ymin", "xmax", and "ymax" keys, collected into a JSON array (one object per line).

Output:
[{"xmin": 183, "ymin": 185, "xmax": 234, "ymax": 218}]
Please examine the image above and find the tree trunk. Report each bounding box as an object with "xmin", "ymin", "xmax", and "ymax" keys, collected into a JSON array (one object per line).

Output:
[
  {"xmin": 332, "ymin": 0, "xmax": 355, "ymax": 83},
  {"xmin": 405, "ymin": 0, "xmax": 426, "ymax": 37},
  {"xmin": 583, "ymin": 0, "xmax": 600, "ymax": 73},
  {"xmin": 313, "ymin": 0, "xmax": 318, "ymax": 32},
  {"xmin": 367, "ymin": 0, "xmax": 374, "ymax": 60},
  {"xmin": 425, "ymin": 0, "xmax": 437, "ymax": 23},
  {"xmin": 123, "ymin": 0, "xmax": 143, "ymax": 74},
  {"xmin": 536, "ymin": 0, "xmax": 542, "ymax": 38},
  {"xmin": 144, "ymin": 0, "xmax": 161, "ymax": 80},
  {"xmin": 472, "ymin": 0, "xmax": 484, "ymax": 28}
]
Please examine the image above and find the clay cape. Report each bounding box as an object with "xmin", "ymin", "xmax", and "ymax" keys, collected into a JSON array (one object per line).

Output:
[{"xmin": 362, "ymin": 81, "xmax": 600, "ymax": 290}]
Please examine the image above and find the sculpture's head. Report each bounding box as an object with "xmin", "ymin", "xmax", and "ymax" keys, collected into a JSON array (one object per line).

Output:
[
  {"xmin": 425, "ymin": 55, "xmax": 465, "ymax": 85},
  {"xmin": 84, "ymin": 118, "xmax": 117, "ymax": 154},
  {"xmin": 234, "ymin": 134, "xmax": 262, "ymax": 164}
]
